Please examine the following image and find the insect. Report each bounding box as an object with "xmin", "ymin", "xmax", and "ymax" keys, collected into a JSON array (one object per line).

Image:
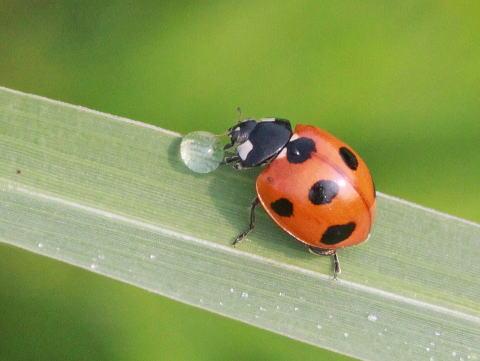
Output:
[{"xmin": 223, "ymin": 118, "xmax": 376, "ymax": 278}]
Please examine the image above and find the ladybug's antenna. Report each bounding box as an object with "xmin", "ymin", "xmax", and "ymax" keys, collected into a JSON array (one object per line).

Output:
[
  {"xmin": 236, "ymin": 106, "xmax": 243, "ymax": 122},
  {"xmin": 211, "ymin": 108, "xmax": 244, "ymax": 138}
]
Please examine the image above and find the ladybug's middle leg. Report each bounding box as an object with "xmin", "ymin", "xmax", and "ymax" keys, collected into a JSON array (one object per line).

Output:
[
  {"xmin": 232, "ymin": 196, "xmax": 260, "ymax": 247},
  {"xmin": 308, "ymin": 247, "xmax": 341, "ymax": 279}
]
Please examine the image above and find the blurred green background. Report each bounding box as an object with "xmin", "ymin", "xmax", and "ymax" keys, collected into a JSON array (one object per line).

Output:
[{"xmin": 0, "ymin": 1, "xmax": 479, "ymax": 360}]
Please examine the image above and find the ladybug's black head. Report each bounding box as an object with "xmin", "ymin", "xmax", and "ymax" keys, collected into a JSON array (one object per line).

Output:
[
  {"xmin": 227, "ymin": 119, "xmax": 257, "ymax": 145},
  {"xmin": 224, "ymin": 118, "xmax": 292, "ymax": 169}
]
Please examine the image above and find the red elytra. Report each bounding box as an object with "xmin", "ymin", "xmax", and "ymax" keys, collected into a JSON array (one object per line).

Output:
[{"xmin": 256, "ymin": 124, "xmax": 376, "ymax": 249}]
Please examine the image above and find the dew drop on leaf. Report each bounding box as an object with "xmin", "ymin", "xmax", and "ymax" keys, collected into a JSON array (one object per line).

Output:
[{"xmin": 180, "ymin": 131, "xmax": 224, "ymax": 173}]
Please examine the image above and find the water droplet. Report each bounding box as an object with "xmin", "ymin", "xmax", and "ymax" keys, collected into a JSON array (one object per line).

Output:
[
  {"xmin": 430, "ymin": 342, "xmax": 435, "ymax": 346},
  {"xmin": 275, "ymin": 305, "xmax": 280, "ymax": 310},
  {"xmin": 37, "ymin": 242, "xmax": 44, "ymax": 248},
  {"xmin": 452, "ymin": 351, "xmax": 457, "ymax": 357},
  {"xmin": 219, "ymin": 301, "xmax": 224, "ymax": 306},
  {"xmin": 279, "ymin": 292, "xmax": 285, "ymax": 297},
  {"xmin": 241, "ymin": 292, "xmax": 249, "ymax": 299},
  {"xmin": 229, "ymin": 288, "xmax": 234, "ymax": 293},
  {"xmin": 294, "ymin": 307, "xmax": 299, "ymax": 311},
  {"xmin": 426, "ymin": 347, "xmax": 431, "ymax": 352},
  {"xmin": 180, "ymin": 131, "xmax": 225, "ymax": 173},
  {"xmin": 199, "ymin": 298, "xmax": 204, "ymax": 303},
  {"xmin": 149, "ymin": 254, "xmax": 156, "ymax": 260},
  {"xmin": 259, "ymin": 306, "xmax": 267, "ymax": 312},
  {"xmin": 367, "ymin": 314, "xmax": 378, "ymax": 322},
  {"xmin": 316, "ymin": 324, "xmax": 322, "ymax": 330},
  {"xmin": 435, "ymin": 331, "xmax": 441, "ymax": 336},
  {"xmin": 343, "ymin": 332, "xmax": 349, "ymax": 338},
  {"xmin": 90, "ymin": 263, "xmax": 97, "ymax": 269}
]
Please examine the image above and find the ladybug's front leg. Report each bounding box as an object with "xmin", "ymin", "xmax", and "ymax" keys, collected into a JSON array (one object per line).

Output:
[
  {"xmin": 232, "ymin": 196, "xmax": 260, "ymax": 247},
  {"xmin": 222, "ymin": 155, "xmax": 241, "ymax": 164},
  {"xmin": 308, "ymin": 247, "xmax": 341, "ymax": 279}
]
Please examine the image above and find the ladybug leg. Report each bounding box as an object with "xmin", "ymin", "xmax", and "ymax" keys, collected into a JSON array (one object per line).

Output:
[
  {"xmin": 223, "ymin": 155, "xmax": 246, "ymax": 170},
  {"xmin": 308, "ymin": 247, "xmax": 341, "ymax": 279},
  {"xmin": 232, "ymin": 196, "xmax": 260, "ymax": 247},
  {"xmin": 332, "ymin": 252, "xmax": 341, "ymax": 279},
  {"xmin": 222, "ymin": 155, "xmax": 241, "ymax": 165}
]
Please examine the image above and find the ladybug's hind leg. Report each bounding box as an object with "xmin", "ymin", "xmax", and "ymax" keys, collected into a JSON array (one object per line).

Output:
[
  {"xmin": 308, "ymin": 247, "xmax": 341, "ymax": 279},
  {"xmin": 232, "ymin": 196, "xmax": 260, "ymax": 247}
]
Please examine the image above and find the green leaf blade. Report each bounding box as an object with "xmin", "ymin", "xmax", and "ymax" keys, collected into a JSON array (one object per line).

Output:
[{"xmin": 1, "ymin": 87, "xmax": 479, "ymax": 361}]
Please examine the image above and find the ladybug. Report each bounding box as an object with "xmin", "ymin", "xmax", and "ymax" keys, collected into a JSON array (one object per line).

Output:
[{"xmin": 223, "ymin": 118, "xmax": 376, "ymax": 278}]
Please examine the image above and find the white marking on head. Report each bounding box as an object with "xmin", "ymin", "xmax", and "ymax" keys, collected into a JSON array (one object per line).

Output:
[
  {"xmin": 260, "ymin": 117, "xmax": 275, "ymax": 122},
  {"xmin": 276, "ymin": 148, "xmax": 287, "ymax": 159},
  {"xmin": 290, "ymin": 133, "xmax": 300, "ymax": 141},
  {"xmin": 238, "ymin": 140, "xmax": 253, "ymax": 161},
  {"xmin": 234, "ymin": 126, "xmax": 240, "ymax": 132}
]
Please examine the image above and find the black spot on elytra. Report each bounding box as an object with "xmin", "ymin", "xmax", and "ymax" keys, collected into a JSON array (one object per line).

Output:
[
  {"xmin": 321, "ymin": 222, "xmax": 356, "ymax": 244},
  {"xmin": 308, "ymin": 180, "xmax": 339, "ymax": 205},
  {"xmin": 287, "ymin": 137, "xmax": 316, "ymax": 163},
  {"xmin": 339, "ymin": 146, "xmax": 358, "ymax": 170},
  {"xmin": 270, "ymin": 198, "xmax": 293, "ymax": 217}
]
